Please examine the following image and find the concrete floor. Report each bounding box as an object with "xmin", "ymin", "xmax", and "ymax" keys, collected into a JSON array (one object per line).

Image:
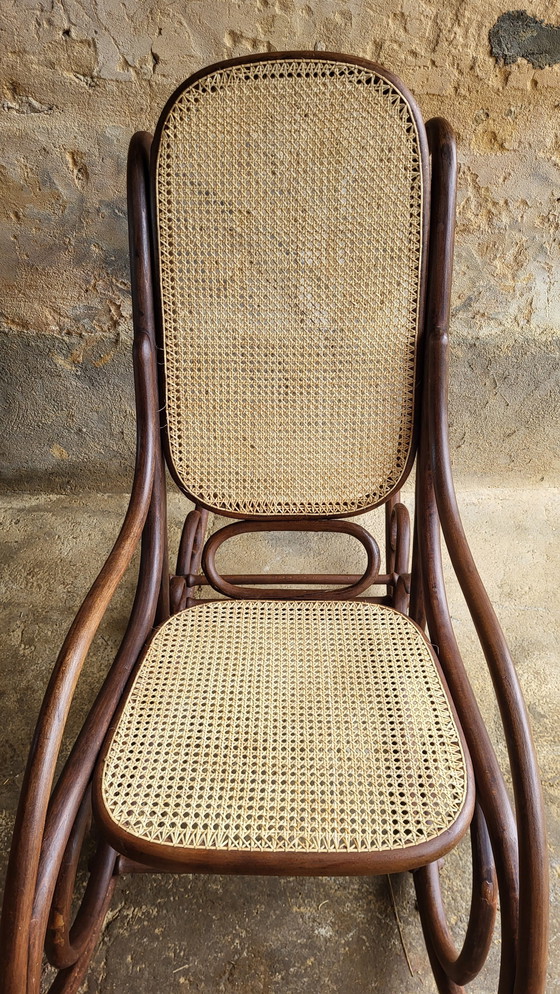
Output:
[{"xmin": 0, "ymin": 485, "xmax": 558, "ymax": 993}]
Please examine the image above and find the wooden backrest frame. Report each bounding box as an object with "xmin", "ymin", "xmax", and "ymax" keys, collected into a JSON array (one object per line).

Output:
[{"xmin": 149, "ymin": 51, "xmax": 431, "ymax": 519}]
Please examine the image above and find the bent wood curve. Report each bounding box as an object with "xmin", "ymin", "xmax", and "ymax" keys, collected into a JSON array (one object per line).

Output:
[
  {"xmin": 424, "ymin": 116, "xmax": 548, "ymax": 994},
  {"xmin": 45, "ymin": 786, "xmax": 116, "ymax": 971},
  {"xmin": 202, "ymin": 519, "xmax": 381, "ymax": 599},
  {"xmin": 0, "ymin": 134, "xmax": 160, "ymax": 994},
  {"xmin": 414, "ymin": 803, "xmax": 498, "ymax": 985}
]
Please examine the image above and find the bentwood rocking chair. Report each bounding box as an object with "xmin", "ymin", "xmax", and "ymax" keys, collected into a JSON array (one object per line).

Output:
[{"xmin": 0, "ymin": 52, "xmax": 548, "ymax": 993}]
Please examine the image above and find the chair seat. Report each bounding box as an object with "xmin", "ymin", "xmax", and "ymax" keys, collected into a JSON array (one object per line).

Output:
[{"xmin": 96, "ymin": 600, "xmax": 472, "ymax": 871}]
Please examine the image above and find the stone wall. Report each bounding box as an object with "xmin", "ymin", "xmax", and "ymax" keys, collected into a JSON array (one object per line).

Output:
[{"xmin": 1, "ymin": 0, "xmax": 559, "ymax": 490}]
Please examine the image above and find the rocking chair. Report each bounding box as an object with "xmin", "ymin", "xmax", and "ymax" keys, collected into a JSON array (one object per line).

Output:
[{"xmin": 0, "ymin": 51, "xmax": 548, "ymax": 993}]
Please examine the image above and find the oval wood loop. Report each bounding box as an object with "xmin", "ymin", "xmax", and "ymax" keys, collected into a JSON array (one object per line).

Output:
[
  {"xmin": 202, "ymin": 520, "xmax": 381, "ymax": 599},
  {"xmin": 426, "ymin": 118, "xmax": 547, "ymax": 994}
]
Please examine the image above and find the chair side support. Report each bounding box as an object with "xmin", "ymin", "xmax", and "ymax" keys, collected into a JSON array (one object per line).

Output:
[
  {"xmin": 416, "ymin": 117, "xmax": 548, "ymax": 994},
  {"xmin": 0, "ymin": 133, "xmax": 162, "ymax": 994}
]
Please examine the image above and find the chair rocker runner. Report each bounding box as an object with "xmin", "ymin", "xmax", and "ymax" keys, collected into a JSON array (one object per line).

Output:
[{"xmin": 0, "ymin": 51, "xmax": 548, "ymax": 993}]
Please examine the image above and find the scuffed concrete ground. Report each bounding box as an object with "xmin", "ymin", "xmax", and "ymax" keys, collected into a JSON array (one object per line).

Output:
[{"xmin": 0, "ymin": 486, "xmax": 558, "ymax": 993}]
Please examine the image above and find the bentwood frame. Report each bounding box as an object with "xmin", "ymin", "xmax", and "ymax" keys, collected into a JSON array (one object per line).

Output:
[{"xmin": 0, "ymin": 51, "xmax": 548, "ymax": 994}]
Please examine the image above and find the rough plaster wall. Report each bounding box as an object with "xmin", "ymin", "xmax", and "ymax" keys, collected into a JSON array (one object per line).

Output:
[{"xmin": 1, "ymin": 0, "xmax": 559, "ymax": 490}]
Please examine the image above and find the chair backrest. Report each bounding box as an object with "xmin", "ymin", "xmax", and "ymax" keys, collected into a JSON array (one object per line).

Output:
[{"xmin": 152, "ymin": 52, "xmax": 429, "ymax": 518}]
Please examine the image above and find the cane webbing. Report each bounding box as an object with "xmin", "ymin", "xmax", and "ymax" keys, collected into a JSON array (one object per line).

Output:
[
  {"xmin": 101, "ymin": 601, "xmax": 467, "ymax": 854},
  {"xmin": 155, "ymin": 57, "xmax": 425, "ymax": 515}
]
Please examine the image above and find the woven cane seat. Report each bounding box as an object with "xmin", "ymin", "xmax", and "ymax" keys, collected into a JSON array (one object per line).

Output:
[
  {"xmin": 154, "ymin": 56, "xmax": 426, "ymax": 516},
  {"xmin": 99, "ymin": 601, "xmax": 469, "ymax": 859}
]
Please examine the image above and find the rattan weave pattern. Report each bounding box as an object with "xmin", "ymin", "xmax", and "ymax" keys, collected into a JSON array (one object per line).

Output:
[
  {"xmin": 101, "ymin": 601, "xmax": 467, "ymax": 854},
  {"xmin": 155, "ymin": 58, "xmax": 424, "ymax": 515}
]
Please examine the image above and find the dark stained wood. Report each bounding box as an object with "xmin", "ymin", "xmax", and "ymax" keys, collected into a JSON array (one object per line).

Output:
[
  {"xmin": 169, "ymin": 573, "xmax": 187, "ymax": 614},
  {"xmin": 46, "ymin": 824, "xmax": 116, "ymax": 971},
  {"xmin": 153, "ymin": 453, "xmax": 171, "ymax": 625},
  {"xmin": 390, "ymin": 503, "xmax": 411, "ymax": 576},
  {"xmin": 178, "ymin": 506, "xmax": 209, "ymax": 604},
  {"xmin": 202, "ymin": 518, "xmax": 381, "ymax": 599},
  {"xmin": 44, "ymin": 788, "xmax": 117, "ymax": 971},
  {"xmin": 92, "ymin": 784, "xmax": 475, "ymax": 879},
  {"xmin": 0, "ymin": 132, "xmax": 161, "ymax": 994},
  {"xmin": 176, "ymin": 508, "xmax": 202, "ymax": 576},
  {"xmin": 46, "ymin": 878, "xmax": 116, "ymax": 994},
  {"xmin": 0, "ymin": 328, "xmax": 159, "ymax": 994},
  {"xmin": 414, "ymin": 803, "xmax": 498, "ymax": 986},
  {"xmin": 417, "ymin": 422, "xmax": 520, "ymax": 994},
  {"xmin": 28, "ymin": 132, "xmax": 166, "ymax": 991},
  {"xmin": 417, "ymin": 928, "xmax": 465, "ymax": 994},
  {"xmin": 184, "ymin": 571, "xmax": 395, "ymax": 586},
  {"xmin": 424, "ymin": 117, "xmax": 548, "ymax": 994},
  {"xmin": 385, "ymin": 491, "xmax": 399, "ymax": 576},
  {"xmin": 0, "ymin": 57, "xmax": 548, "ymax": 994},
  {"xmin": 408, "ymin": 511, "xmax": 426, "ymax": 629},
  {"xmin": 419, "ymin": 117, "xmax": 519, "ymax": 994}
]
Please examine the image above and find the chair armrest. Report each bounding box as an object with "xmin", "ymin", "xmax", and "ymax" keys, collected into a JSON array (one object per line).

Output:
[
  {"xmin": 0, "ymin": 131, "xmax": 165, "ymax": 994},
  {"xmin": 422, "ymin": 116, "xmax": 548, "ymax": 994},
  {"xmin": 0, "ymin": 328, "xmax": 159, "ymax": 994},
  {"xmin": 426, "ymin": 325, "xmax": 548, "ymax": 994}
]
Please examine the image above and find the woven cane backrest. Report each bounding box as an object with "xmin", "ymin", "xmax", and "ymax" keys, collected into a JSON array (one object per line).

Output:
[{"xmin": 154, "ymin": 54, "xmax": 427, "ymax": 516}]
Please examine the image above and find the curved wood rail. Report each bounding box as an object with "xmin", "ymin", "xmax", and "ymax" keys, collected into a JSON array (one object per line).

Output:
[
  {"xmin": 0, "ymin": 133, "xmax": 161, "ymax": 994},
  {"xmin": 0, "ymin": 333, "xmax": 157, "ymax": 994},
  {"xmin": 417, "ymin": 428, "xmax": 519, "ymax": 994},
  {"xmin": 45, "ymin": 787, "xmax": 116, "ymax": 970},
  {"xmin": 409, "ymin": 511, "xmax": 426, "ymax": 629},
  {"xmin": 428, "ymin": 325, "xmax": 548, "ymax": 994},
  {"xmin": 421, "ymin": 117, "xmax": 548, "ymax": 994},
  {"xmin": 45, "ymin": 878, "xmax": 116, "ymax": 994},
  {"xmin": 30, "ymin": 434, "xmax": 165, "ymax": 982},
  {"xmin": 202, "ymin": 519, "xmax": 381, "ymax": 599},
  {"xmin": 421, "ymin": 117, "xmax": 518, "ymax": 994},
  {"xmin": 385, "ymin": 499, "xmax": 411, "ymax": 611},
  {"xmin": 176, "ymin": 506, "xmax": 209, "ymax": 608},
  {"xmin": 389, "ymin": 501, "xmax": 411, "ymax": 576},
  {"xmin": 415, "ymin": 804, "xmax": 498, "ymax": 985}
]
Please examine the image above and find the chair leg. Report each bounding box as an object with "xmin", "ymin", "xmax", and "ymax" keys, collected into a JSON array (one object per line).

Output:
[
  {"xmin": 44, "ymin": 787, "xmax": 117, "ymax": 971},
  {"xmin": 413, "ymin": 794, "xmax": 545, "ymax": 994},
  {"xmin": 45, "ymin": 880, "xmax": 115, "ymax": 994},
  {"xmin": 414, "ymin": 804, "xmax": 498, "ymax": 987},
  {"xmin": 20, "ymin": 787, "xmax": 118, "ymax": 994},
  {"xmin": 420, "ymin": 930, "xmax": 465, "ymax": 994}
]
